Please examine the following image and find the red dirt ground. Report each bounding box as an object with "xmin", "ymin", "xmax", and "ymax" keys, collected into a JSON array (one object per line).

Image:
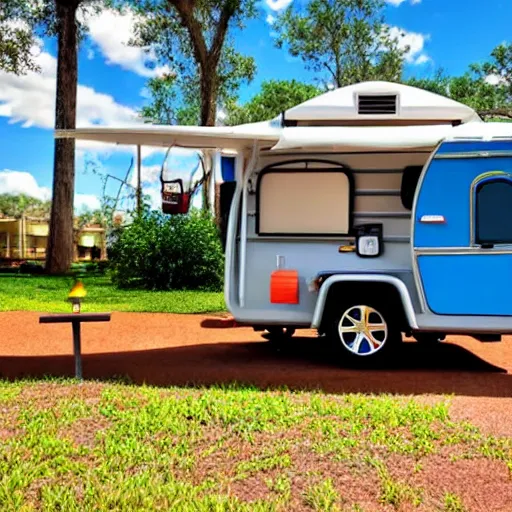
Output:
[{"xmin": 1, "ymin": 311, "xmax": 512, "ymax": 435}]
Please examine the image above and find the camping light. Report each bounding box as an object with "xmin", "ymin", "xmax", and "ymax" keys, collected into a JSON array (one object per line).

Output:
[
  {"xmin": 68, "ymin": 281, "xmax": 87, "ymax": 313},
  {"xmin": 355, "ymin": 224, "xmax": 383, "ymax": 258}
]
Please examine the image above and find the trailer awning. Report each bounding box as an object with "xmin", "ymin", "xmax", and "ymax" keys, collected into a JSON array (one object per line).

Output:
[
  {"xmin": 271, "ymin": 125, "xmax": 457, "ymax": 151},
  {"xmin": 56, "ymin": 121, "xmax": 512, "ymax": 154},
  {"xmin": 55, "ymin": 121, "xmax": 281, "ymax": 151}
]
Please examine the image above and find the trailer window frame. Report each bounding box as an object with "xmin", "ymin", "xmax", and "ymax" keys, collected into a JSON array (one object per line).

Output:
[
  {"xmin": 473, "ymin": 171, "xmax": 512, "ymax": 246},
  {"xmin": 255, "ymin": 159, "xmax": 355, "ymax": 237}
]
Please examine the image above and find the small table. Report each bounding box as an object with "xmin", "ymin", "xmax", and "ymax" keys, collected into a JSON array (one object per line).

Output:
[{"xmin": 39, "ymin": 313, "xmax": 111, "ymax": 380}]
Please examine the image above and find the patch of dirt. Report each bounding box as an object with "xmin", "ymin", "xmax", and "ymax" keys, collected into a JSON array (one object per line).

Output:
[
  {"xmin": 416, "ymin": 455, "xmax": 512, "ymax": 511},
  {"xmin": 2, "ymin": 311, "xmax": 512, "ymax": 511}
]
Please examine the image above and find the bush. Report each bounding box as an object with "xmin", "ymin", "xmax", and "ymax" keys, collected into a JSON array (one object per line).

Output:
[{"xmin": 108, "ymin": 210, "xmax": 224, "ymax": 291}]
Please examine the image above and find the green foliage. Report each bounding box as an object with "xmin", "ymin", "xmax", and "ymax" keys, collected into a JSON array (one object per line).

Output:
[
  {"xmin": 0, "ymin": 0, "xmax": 38, "ymax": 74},
  {"xmin": 443, "ymin": 492, "xmax": 467, "ymax": 512},
  {"xmin": 0, "ymin": 0, "xmax": 104, "ymax": 76},
  {"xmin": 109, "ymin": 209, "xmax": 224, "ymax": 291},
  {"xmin": 406, "ymin": 68, "xmax": 509, "ymax": 118},
  {"xmin": 225, "ymin": 79, "xmax": 321, "ymax": 125},
  {"xmin": 120, "ymin": 0, "xmax": 258, "ymax": 126},
  {"xmin": 303, "ymin": 479, "xmax": 341, "ymax": 511},
  {"xmin": 273, "ymin": 0, "xmax": 407, "ymax": 87},
  {"xmin": 0, "ymin": 194, "xmax": 51, "ymax": 219}
]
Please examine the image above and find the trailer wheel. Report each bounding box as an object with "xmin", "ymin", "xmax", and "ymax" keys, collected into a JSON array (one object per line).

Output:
[{"xmin": 327, "ymin": 301, "xmax": 400, "ymax": 364}]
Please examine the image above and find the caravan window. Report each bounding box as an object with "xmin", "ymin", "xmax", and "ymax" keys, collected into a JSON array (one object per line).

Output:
[
  {"xmin": 475, "ymin": 175, "xmax": 512, "ymax": 245},
  {"xmin": 257, "ymin": 162, "xmax": 353, "ymax": 236}
]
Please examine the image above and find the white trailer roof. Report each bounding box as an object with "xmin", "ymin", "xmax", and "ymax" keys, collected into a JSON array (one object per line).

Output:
[
  {"xmin": 56, "ymin": 82, "xmax": 512, "ymax": 153},
  {"xmin": 283, "ymin": 81, "xmax": 481, "ymax": 124}
]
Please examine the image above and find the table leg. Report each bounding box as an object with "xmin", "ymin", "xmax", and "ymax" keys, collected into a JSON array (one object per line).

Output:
[{"xmin": 72, "ymin": 320, "xmax": 82, "ymax": 380}]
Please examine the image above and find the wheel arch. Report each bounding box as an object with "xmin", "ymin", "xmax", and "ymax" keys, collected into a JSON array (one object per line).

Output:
[{"xmin": 311, "ymin": 274, "xmax": 419, "ymax": 332}]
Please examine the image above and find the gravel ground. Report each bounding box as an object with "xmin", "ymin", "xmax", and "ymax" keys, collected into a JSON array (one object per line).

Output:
[{"xmin": 1, "ymin": 311, "xmax": 511, "ymax": 437}]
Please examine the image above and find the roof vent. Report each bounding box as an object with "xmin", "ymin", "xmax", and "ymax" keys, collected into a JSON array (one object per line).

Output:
[{"xmin": 357, "ymin": 94, "xmax": 397, "ymax": 115}]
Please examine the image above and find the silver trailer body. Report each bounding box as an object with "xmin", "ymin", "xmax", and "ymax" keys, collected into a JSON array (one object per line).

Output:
[{"xmin": 57, "ymin": 80, "xmax": 512, "ymax": 362}]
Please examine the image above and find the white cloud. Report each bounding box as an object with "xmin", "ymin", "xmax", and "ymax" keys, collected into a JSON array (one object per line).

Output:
[
  {"xmin": 0, "ymin": 169, "xmax": 101, "ymax": 212},
  {"xmin": 266, "ymin": 14, "xmax": 276, "ymax": 24},
  {"xmin": 74, "ymin": 194, "xmax": 101, "ymax": 212},
  {"xmin": 0, "ymin": 47, "xmax": 140, "ymax": 131},
  {"xmin": 84, "ymin": 9, "xmax": 170, "ymax": 78},
  {"xmin": 265, "ymin": 0, "xmax": 293, "ymax": 10},
  {"xmin": 385, "ymin": 0, "xmax": 421, "ymax": 6},
  {"xmin": 415, "ymin": 54, "xmax": 431, "ymax": 65},
  {"xmin": 388, "ymin": 26, "xmax": 430, "ymax": 65},
  {"xmin": 485, "ymin": 74, "xmax": 508, "ymax": 85},
  {"xmin": 129, "ymin": 165, "xmax": 161, "ymax": 187},
  {"xmin": 0, "ymin": 170, "xmax": 51, "ymax": 201}
]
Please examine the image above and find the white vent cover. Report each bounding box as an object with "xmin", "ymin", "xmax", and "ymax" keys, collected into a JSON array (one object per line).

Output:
[{"xmin": 357, "ymin": 94, "xmax": 397, "ymax": 115}]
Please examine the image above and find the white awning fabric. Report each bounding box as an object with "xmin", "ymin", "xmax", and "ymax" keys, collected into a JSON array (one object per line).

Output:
[
  {"xmin": 55, "ymin": 121, "xmax": 512, "ymax": 154},
  {"xmin": 271, "ymin": 125, "xmax": 456, "ymax": 151},
  {"xmin": 55, "ymin": 121, "xmax": 281, "ymax": 151}
]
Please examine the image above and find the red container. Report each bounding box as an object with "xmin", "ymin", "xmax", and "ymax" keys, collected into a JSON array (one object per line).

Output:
[
  {"xmin": 162, "ymin": 192, "xmax": 190, "ymax": 214},
  {"xmin": 270, "ymin": 269, "xmax": 299, "ymax": 304}
]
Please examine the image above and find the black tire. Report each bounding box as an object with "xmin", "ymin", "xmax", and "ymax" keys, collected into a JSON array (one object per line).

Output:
[{"xmin": 326, "ymin": 297, "xmax": 401, "ymax": 366}]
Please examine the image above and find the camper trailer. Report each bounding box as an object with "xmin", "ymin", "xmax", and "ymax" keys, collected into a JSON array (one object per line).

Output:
[{"xmin": 56, "ymin": 81, "xmax": 512, "ymax": 364}]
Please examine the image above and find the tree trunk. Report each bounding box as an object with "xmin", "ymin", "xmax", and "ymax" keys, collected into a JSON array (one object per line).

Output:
[
  {"xmin": 45, "ymin": 1, "xmax": 79, "ymax": 274},
  {"xmin": 200, "ymin": 72, "xmax": 217, "ymax": 213}
]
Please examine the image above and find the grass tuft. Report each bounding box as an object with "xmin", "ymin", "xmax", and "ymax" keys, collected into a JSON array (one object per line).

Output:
[{"xmin": 0, "ymin": 380, "xmax": 510, "ymax": 511}]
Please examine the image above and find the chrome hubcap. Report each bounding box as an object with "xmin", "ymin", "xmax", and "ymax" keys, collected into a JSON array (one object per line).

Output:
[{"xmin": 338, "ymin": 305, "xmax": 388, "ymax": 356}]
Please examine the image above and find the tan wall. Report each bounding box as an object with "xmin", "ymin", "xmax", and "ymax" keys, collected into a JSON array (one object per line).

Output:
[{"xmin": 0, "ymin": 218, "xmax": 106, "ymax": 260}]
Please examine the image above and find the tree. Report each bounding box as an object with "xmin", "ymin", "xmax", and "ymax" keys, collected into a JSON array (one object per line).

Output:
[
  {"xmin": 3, "ymin": 1, "xmax": 108, "ymax": 274},
  {"xmin": 406, "ymin": 62, "xmax": 511, "ymax": 121},
  {"xmin": 0, "ymin": 194, "xmax": 51, "ymax": 219},
  {"xmin": 225, "ymin": 79, "xmax": 322, "ymax": 125},
  {"xmin": 273, "ymin": 0, "xmax": 408, "ymax": 88},
  {"xmin": 0, "ymin": 1, "xmax": 38, "ymax": 74},
  {"xmin": 126, "ymin": 0, "xmax": 258, "ymax": 127},
  {"xmin": 124, "ymin": 0, "xmax": 259, "ymax": 212}
]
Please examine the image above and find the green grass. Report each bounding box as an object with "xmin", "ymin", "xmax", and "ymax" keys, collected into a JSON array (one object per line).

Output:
[
  {"xmin": 0, "ymin": 275, "xmax": 226, "ymax": 314},
  {"xmin": 0, "ymin": 380, "xmax": 510, "ymax": 511}
]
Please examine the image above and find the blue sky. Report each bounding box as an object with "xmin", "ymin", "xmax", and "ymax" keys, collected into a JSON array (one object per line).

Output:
[{"xmin": 0, "ymin": 0, "xmax": 510, "ymax": 214}]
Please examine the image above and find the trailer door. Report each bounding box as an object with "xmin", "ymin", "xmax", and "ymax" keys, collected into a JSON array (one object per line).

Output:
[{"xmin": 413, "ymin": 140, "xmax": 512, "ymax": 316}]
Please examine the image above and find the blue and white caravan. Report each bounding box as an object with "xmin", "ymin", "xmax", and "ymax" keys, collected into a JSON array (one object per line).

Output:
[{"xmin": 56, "ymin": 81, "xmax": 512, "ymax": 364}]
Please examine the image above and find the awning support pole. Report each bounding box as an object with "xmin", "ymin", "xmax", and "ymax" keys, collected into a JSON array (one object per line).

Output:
[{"xmin": 136, "ymin": 145, "xmax": 142, "ymax": 214}]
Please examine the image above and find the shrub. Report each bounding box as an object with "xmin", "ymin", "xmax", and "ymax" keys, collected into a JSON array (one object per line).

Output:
[{"xmin": 108, "ymin": 210, "xmax": 224, "ymax": 291}]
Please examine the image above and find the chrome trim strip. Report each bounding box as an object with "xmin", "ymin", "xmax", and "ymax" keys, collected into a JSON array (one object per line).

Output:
[
  {"xmin": 415, "ymin": 313, "xmax": 512, "ymax": 333},
  {"xmin": 415, "ymin": 247, "xmax": 512, "ymax": 255},
  {"xmin": 434, "ymin": 150, "xmax": 512, "ymax": 160},
  {"xmin": 311, "ymin": 274, "xmax": 418, "ymax": 330},
  {"xmin": 246, "ymin": 235, "xmax": 410, "ymax": 243}
]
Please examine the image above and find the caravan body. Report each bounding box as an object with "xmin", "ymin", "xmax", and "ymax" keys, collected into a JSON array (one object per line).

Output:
[{"xmin": 57, "ymin": 81, "xmax": 512, "ymax": 363}]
